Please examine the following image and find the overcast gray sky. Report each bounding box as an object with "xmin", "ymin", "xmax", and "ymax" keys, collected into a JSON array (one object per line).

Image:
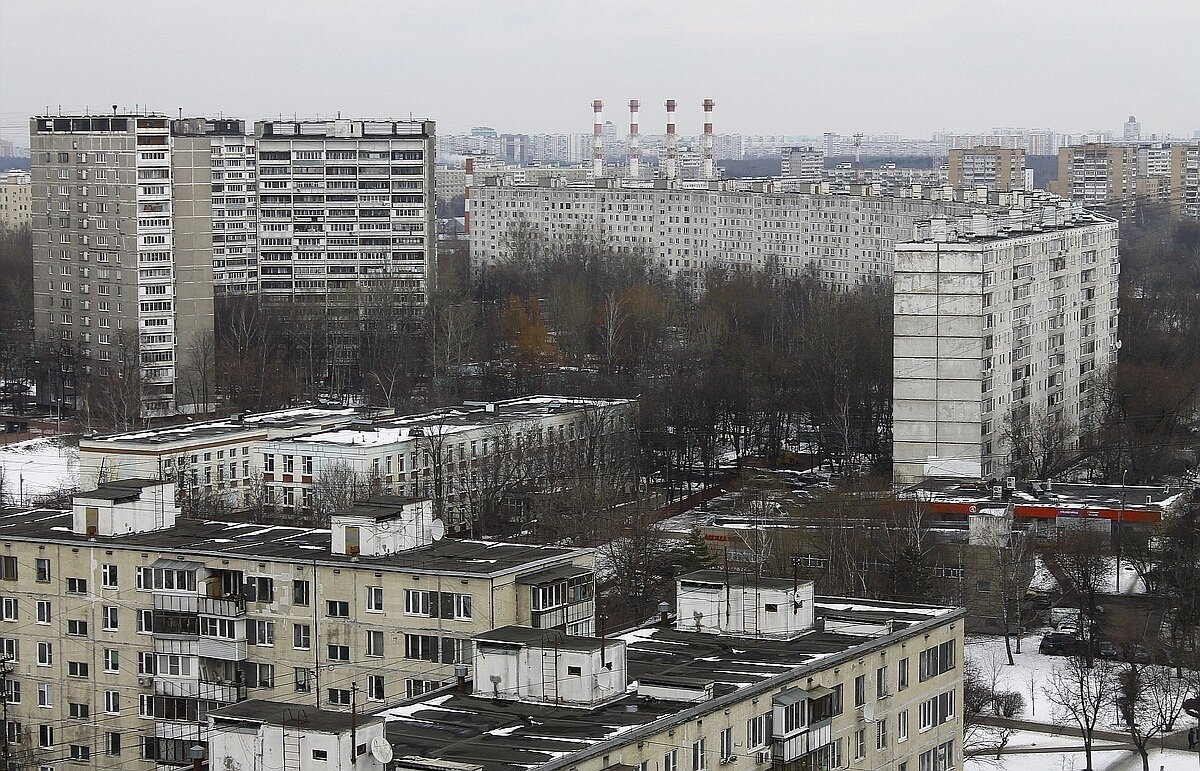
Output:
[{"xmin": 2, "ymin": 0, "xmax": 1197, "ymax": 146}]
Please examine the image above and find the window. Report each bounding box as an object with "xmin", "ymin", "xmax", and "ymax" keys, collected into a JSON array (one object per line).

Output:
[
  {"xmin": 898, "ymin": 709, "xmax": 909, "ymax": 742},
  {"xmin": 918, "ymin": 740, "xmax": 955, "ymax": 771},
  {"xmin": 854, "ymin": 728, "xmax": 865, "ymax": 761},
  {"xmin": 105, "ymin": 691, "xmax": 119, "ymax": 714},
  {"xmin": 69, "ymin": 702, "xmax": 90, "ymax": 719},
  {"xmin": 103, "ymin": 649, "xmax": 119, "ymax": 672},
  {"xmin": 294, "ymin": 668, "xmax": 311, "ymax": 693},
  {"xmin": 404, "ymin": 589, "xmax": 431, "ymax": 616},
  {"xmin": 876, "ymin": 716, "xmax": 888, "ymax": 750},
  {"xmin": 245, "ymin": 576, "xmax": 274, "ymax": 602},
  {"xmin": 293, "ymin": 624, "xmax": 311, "ymax": 650},
  {"xmin": 101, "ymin": 564, "xmax": 118, "ymax": 589},
  {"xmin": 293, "ymin": 579, "xmax": 310, "ymax": 606},
  {"xmin": 747, "ymin": 712, "xmax": 770, "ymax": 748},
  {"xmin": 70, "ymin": 744, "xmax": 90, "ymax": 761},
  {"xmin": 405, "ymin": 679, "xmax": 440, "ymax": 698},
  {"xmin": 201, "ymin": 617, "xmax": 236, "ymax": 639},
  {"xmin": 918, "ymin": 641, "xmax": 956, "ymax": 682},
  {"xmin": 0, "ymin": 638, "xmax": 17, "ymax": 661},
  {"xmin": 139, "ymin": 695, "xmax": 153, "ymax": 718},
  {"xmin": 0, "ymin": 556, "xmax": 16, "ymax": 580},
  {"xmin": 137, "ymin": 610, "xmax": 153, "ymax": 633},
  {"xmin": 37, "ymin": 601, "xmax": 50, "ymax": 624},
  {"xmin": 663, "ymin": 750, "xmax": 678, "ymax": 771},
  {"xmin": 105, "ymin": 732, "xmax": 121, "ymax": 756},
  {"xmin": 366, "ymin": 630, "xmax": 385, "ymax": 657},
  {"xmin": 854, "ymin": 674, "xmax": 866, "ymax": 707},
  {"xmin": 877, "ymin": 665, "xmax": 889, "ymax": 698},
  {"xmin": 35, "ymin": 559, "xmax": 50, "ymax": 583},
  {"xmin": 67, "ymin": 620, "xmax": 88, "ymax": 636},
  {"xmin": 250, "ymin": 620, "xmax": 275, "ymax": 646},
  {"xmin": 328, "ymin": 644, "xmax": 350, "ymax": 662},
  {"xmin": 136, "ymin": 567, "xmax": 153, "ymax": 590},
  {"xmin": 691, "ymin": 738, "xmax": 706, "ymax": 771},
  {"xmin": 102, "ymin": 606, "xmax": 118, "ymax": 630},
  {"xmin": 2, "ymin": 597, "xmax": 18, "ymax": 621},
  {"xmin": 326, "ymin": 600, "xmax": 349, "ymax": 618},
  {"xmin": 919, "ymin": 690, "xmax": 956, "ymax": 730},
  {"xmin": 312, "ymin": 750, "xmax": 328, "ymax": 762},
  {"xmin": 367, "ymin": 675, "xmax": 385, "ymax": 701},
  {"xmin": 66, "ymin": 578, "xmax": 87, "ymax": 594},
  {"xmin": 327, "ymin": 688, "xmax": 351, "ymax": 706},
  {"xmin": 38, "ymin": 684, "xmax": 52, "ymax": 707},
  {"xmin": 138, "ymin": 653, "xmax": 155, "ymax": 675},
  {"xmin": 4, "ymin": 681, "xmax": 19, "ymax": 704},
  {"xmin": 898, "ymin": 657, "xmax": 909, "ymax": 690},
  {"xmin": 404, "ymin": 634, "xmax": 438, "ymax": 662},
  {"xmin": 39, "ymin": 725, "xmax": 54, "ymax": 748},
  {"xmin": 366, "ymin": 586, "xmax": 384, "ymax": 612},
  {"xmin": 719, "ymin": 727, "xmax": 733, "ymax": 760}
]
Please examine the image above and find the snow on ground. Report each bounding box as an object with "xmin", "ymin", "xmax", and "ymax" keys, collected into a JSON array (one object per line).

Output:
[
  {"xmin": 1031, "ymin": 555, "xmax": 1059, "ymax": 592},
  {"xmin": 1098, "ymin": 558, "xmax": 1147, "ymax": 596},
  {"xmin": 0, "ymin": 436, "xmax": 78, "ymax": 505},
  {"xmin": 969, "ymin": 634, "xmax": 1067, "ymax": 721},
  {"xmin": 996, "ymin": 729, "xmax": 1123, "ymax": 752},
  {"xmin": 967, "ymin": 747, "xmax": 1196, "ymax": 771}
]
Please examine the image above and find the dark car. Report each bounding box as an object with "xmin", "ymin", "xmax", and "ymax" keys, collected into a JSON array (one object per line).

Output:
[{"xmin": 1040, "ymin": 632, "xmax": 1088, "ymax": 656}]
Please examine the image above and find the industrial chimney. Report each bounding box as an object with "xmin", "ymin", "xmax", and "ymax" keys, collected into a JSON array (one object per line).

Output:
[
  {"xmin": 702, "ymin": 98, "xmax": 715, "ymax": 180},
  {"xmin": 628, "ymin": 99, "xmax": 640, "ymax": 179},
  {"xmin": 664, "ymin": 99, "xmax": 677, "ymax": 180},
  {"xmin": 592, "ymin": 99, "xmax": 605, "ymax": 178}
]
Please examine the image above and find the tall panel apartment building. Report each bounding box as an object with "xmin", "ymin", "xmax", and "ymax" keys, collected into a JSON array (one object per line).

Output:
[
  {"xmin": 947, "ymin": 146, "xmax": 1027, "ymax": 192},
  {"xmin": 30, "ymin": 115, "xmax": 215, "ymax": 416},
  {"xmin": 252, "ymin": 119, "xmax": 436, "ymax": 306},
  {"xmin": 893, "ymin": 204, "xmax": 1120, "ymax": 483},
  {"xmin": 1051, "ymin": 142, "xmax": 1138, "ymax": 216},
  {"xmin": 1170, "ymin": 142, "xmax": 1200, "ymax": 219}
]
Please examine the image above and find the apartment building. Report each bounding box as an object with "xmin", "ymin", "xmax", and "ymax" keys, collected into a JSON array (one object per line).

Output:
[
  {"xmin": 780, "ymin": 146, "xmax": 823, "ymax": 181},
  {"xmin": 1170, "ymin": 142, "xmax": 1200, "ymax": 219},
  {"xmin": 252, "ymin": 119, "xmax": 436, "ymax": 308},
  {"xmin": 470, "ymin": 178, "xmax": 992, "ymax": 292},
  {"xmin": 892, "ymin": 203, "xmax": 1120, "ymax": 483},
  {"xmin": 947, "ymin": 146, "xmax": 1027, "ymax": 192},
  {"xmin": 354, "ymin": 571, "xmax": 964, "ymax": 771},
  {"xmin": 0, "ymin": 480, "xmax": 596, "ymax": 768},
  {"xmin": 1051, "ymin": 142, "xmax": 1138, "ymax": 215},
  {"xmin": 29, "ymin": 114, "xmax": 215, "ymax": 417},
  {"xmin": 0, "ymin": 170, "xmax": 32, "ymax": 230}
]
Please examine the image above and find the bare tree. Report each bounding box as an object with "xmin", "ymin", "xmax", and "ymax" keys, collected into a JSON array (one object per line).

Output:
[
  {"xmin": 178, "ymin": 334, "xmax": 216, "ymax": 415},
  {"xmin": 1043, "ymin": 654, "xmax": 1115, "ymax": 771},
  {"xmin": 1044, "ymin": 524, "xmax": 1111, "ymax": 664},
  {"xmin": 1001, "ymin": 404, "xmax": 1080, "ymax": 480},
  {"xmin": 310, "ymin": 460, "xmax": 378, "ymax": 522},
  {"xmin": 1115, "ymin": 664, "xmax": 1192, "ymax": 771}
]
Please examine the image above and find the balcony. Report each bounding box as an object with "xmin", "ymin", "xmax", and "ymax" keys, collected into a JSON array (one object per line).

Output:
[
  {"xmin": 197, "ymin": 636, "xmax": 248, "ymax": 662},
  {"xmin": 773, "ymin": 720, "xmax": 833, "ymax": 762},
  {"xmin": 198, "ymin": 595, "xmax": 246, "ymax": 617}
]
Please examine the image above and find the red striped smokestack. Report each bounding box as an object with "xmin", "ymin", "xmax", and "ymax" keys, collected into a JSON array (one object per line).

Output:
[
  {"xmin": 702, "ymin": 98, "xmax": 715, "ymax": 180},
  {"xmin": 628, "ymin": 99, "xmax": 640, "ymax": 178},
  {"xmin": 665, "ymin": 99, "xmax": 677, "ymax": 180},
  {"xmin": 463, "ymin": 156, "xmax": 474, "ymax": 235},
  {"xmin": 592, "ymin": 99, "xmax": 604, "ymax": 178}
]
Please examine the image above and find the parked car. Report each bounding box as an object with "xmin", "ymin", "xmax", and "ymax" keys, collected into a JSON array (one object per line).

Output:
[
  {"xmin": 1094, "ymin": 640, "xmax": 1121, "ymax": 659},
  {"xmin": 1039, "ymin": 631, "xmax": 1088, "ymax": 657}
]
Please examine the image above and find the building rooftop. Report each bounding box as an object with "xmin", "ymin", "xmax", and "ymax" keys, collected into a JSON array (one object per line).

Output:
[
  {"xmin": 678, "ymin": 569, "xmax": 806, "ymax": 592},
  {"xmin": 75, "ymin": 478, "xmax": 166, "ymax": 502},
  {"xmin": 0, "ymin": 507, "xmax": 587, "ymax": 578},
  {"xmin": 475, "ymin": 625, "xmax": 610, "ymax": 653},
  {"xmin": 80, "ymin": 406, "xmax": 367, "ymax": 448},
  {"xmin": 381, "ymin": 600, "xmax": 962, "ymax": 771},
  {"xmin": 211, "ymin": 699, "xmax": 382, "ymax": 734}
]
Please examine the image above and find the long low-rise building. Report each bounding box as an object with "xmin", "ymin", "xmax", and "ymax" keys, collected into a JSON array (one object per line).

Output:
[{"xmin": 0, "ymin": 481, "xmax": 596, "ymax": 768}]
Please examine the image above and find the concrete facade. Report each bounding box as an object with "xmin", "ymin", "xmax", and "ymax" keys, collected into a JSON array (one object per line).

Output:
[
  {"xmin": 1051, "ymin": 143, "xmax": 1138, "ymax": 216},
  {"xmin": 1170, "ymin": 142, "xmax": 1200, "ymax": 219},
  {"xmin": 893, "ymin": 204, "xmax": 1120, "ymax": 483},
  {"xmin": 948, "ymin": 146, "xmax": 1027, "ymax": 192},
  {"xmin": 0, "ymin": 170, "xmax": 31, "ymax": 230}
]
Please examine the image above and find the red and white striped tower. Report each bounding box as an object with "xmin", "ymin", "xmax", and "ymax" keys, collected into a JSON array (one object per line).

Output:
[
  {"xmin": 592, "ymin": 99, "xmax": 605, "ymax": 178},
  {"xmin": 463, "ymin": 156, "xmax": 474, "ymax": 235},
  {"xmin": 628, "ymin": 99, "xmax": 641, "ymax": 178},
  {"xmin": 702, "ymin": 98, "xmax": 716, "ymax": 179},
  {"xmin": 664, "ymin": 99, "xmax": 678, "ymax": 180}
]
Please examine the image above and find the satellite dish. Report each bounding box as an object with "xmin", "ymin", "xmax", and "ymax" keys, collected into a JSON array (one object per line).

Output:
[
  {"xmin": 861, "ymin": 702, "xmax": 876, "ymax": 722},
  {"xmin": 430, "ymin": 520, "xmax": 446, "ymax": 542},
  {"xmin": 370, "ymin": 736, "xmax": 393, "ymax": 765}
]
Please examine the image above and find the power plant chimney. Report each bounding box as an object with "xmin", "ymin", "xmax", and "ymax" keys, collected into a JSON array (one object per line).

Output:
[
  {"xmin": 628, "ymin": 99, "xmax": 640, "ymax": 179},
  {"xmin": 702, "ymin": 98, "xmax": 715, "ymax": 180},
  {"xmin": 592, "ymin": 99, "xmax": 605, "ymax": 178},
  {"xmin": 664, "ymin": 99, "xmax": 677, "ymax": 180}
]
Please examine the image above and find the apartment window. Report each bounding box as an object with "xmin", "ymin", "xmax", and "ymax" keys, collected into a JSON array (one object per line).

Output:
[
  {"xmin": 898, "ymin": 657, "xmax": 909, "ymax": 690},
  {"xmin": 403, "ymin": 634, "xmax": 438, "ymax": 662},
  {"xmin": 35, "ymin": 559, "xmax": 50, "ymax": 583},
  {"xmin": 138, "ymin": 653, "xmax": 155, "ymax": 676},
  {"xmin": 200, "ymin": 617, "xmax": 236, "ymax": 639},
  {"xmin": 326, "ymin": 600, "xmax": 349, "ymax": 618},
  {"xmin": 136, "ymin": 566, "xmax": 153, "ymax": 590},
  {"xmin": 245, "ymin": 576, "xmax": 274, "ymax": 602},
  {"xmin": 34, "ymin": 600, "xmax": 50, "ymax": 626},
  {"xmin": 918, "ymin": 641, "xmax": 956, "ymax": 682},
  {"xmin": 37, "ymin": 642, "xmax": 52, "ymax": 666},
  {"xmin": 105, "ymin": 732, "xmax": 121, "ymax": 756},
  {"xmin": 366, "ymin": 630, "xmax": 385, "ymax": 658},
  {"xmin": 327, "ymin": 688, "xmax": 351, "ymax": 706},
  {"xmin": 663, "ymin": 750, "xmax": 678, "ymax": 771},
  {"xmin": 293, "ymin": 579, "xmax": 310, "ymax": 606},
  {"xmin": 4, "ymin": 682, "xmax": 19, "ymax": 704},
  {"xmin": 918, "ymin": 740, "xmax": 955, "ymax": 771},
  {"xmin": 405, "ymin": 679, "xmax": 440, "ymax": 698},
  {"xmin": 1, "ymin": 598, "xmax": 17, "ymax": 621},
  {"xmin": 747, "ymin": 712, "xmax": 770, "ymax": 748},
  {"xmin": 0, "ymin": 557, "xmax": 16, "ymax": 581},
  {"xmin": 39, "ymin": 725, "xmax": 54, "ymax": 748},
  {"xmin": 876, "ymin": 716, "xmax": 888, "ymax": 750},
  {"xmin": 104, "ymin": 691, "xmax": 119, "ymax": 714},
  {"xmin": 898, "ymin": 709, "xmax": 909, "ymax": 742},
  {"xmin": 137, "ymin": 610, "xmax": 153, "ymax": 633},
  {"xmin": 250, "ymin": 620, "xmax": 275, "ymax": 646},
  {"xmin": 919, "ymin": 690, "xmax": 956, "ymax": 730},
  {"xmin": 68, "ymin": 702, "xmax": 90, "ymax": 719},
  {"xmin": 139, "ymin": 695, "xmax": 153, "ymax": 718},
  {"xmin": 719, "ymin": 727, "xmax": 733, "ymax": 760},
  {"xmin": 264, "ymin": 454, "xmax": 275, "ymax": 472},
  {"xmin": 67, "ymin": 619, "xmax": 88, "ymax": 636},
  {"xmin": 854, "ymin": 728, "xmax": 865, "ymax": 761},
  {"xmin": 103, "ymin": 650, "xmax": 119, "ymax": 672},
  {"xmin": 312, "ymin": 750, "xmax": 328, "ymax": 762},
  {"xmin": 877, "ymin": 665, "xmax": 889, "ymax": 698},
  {"xmin": 293, "ymin": 668, "xmax": 311, "ymax": 693},
  {"xmin": 293, "ymin": 624, "xmax": 311, "ymax": 650},
  {"xmin": 404, "ymin": 589, "xmax": 432, "ymax": 616},
  {"xmin": 100, "ymin": 563, "xmax": 118, "ymax": 589},
  {"xmin": 854, "ymin": 674, "xmax": 866, "ymax": 707},
  {"xmin": 367, "ymin": 675, "xmax": 385, "ymax": 701},
  {"xmin": 102, "ymin": 606, "xmax": 118, "ymax": 630},
  {"xmin": 691, "ymin": 738, "xmax": 706, "ymax": 771},
  {"xmin": 37, "ymin": 684, "xmax": 52, "ymax": 707},
  {"xmin": 0, "ymin": 638, "xmax": 16, "ymax": 661},
  {"xmin": 366, "ymin": 586, "xmax": 384, "ymax": 612},
  {"xmin": 70, "ymin": 744, "xmax": 90, "ymax": 762},
  {"xmin": 66, "ymin": 578, "xmax": 87, "ymax": 594},
  {"xmin": 328, "ymin": 644, "xmax": 350, "ymax": 662}
]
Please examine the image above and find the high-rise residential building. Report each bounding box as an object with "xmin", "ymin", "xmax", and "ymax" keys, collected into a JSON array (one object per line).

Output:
[
  {"xmin": 1170, "ymin": 142, "xmax": 1200, "ymax": 219},
  {"xmin": 892, "ymin": 204, "xmax": 1120, "ymax": 483},
  {"xmin": 1123, "ymin": 115, "xmax": 1141, "ymax": 142},
  {"xmin": 252, "ymin": 119, "xmax": 436, "ymax": 307},
  {"xmin": 947, "ymin": 146, "xmax": 1027, "ymax": 192},
  {"xmin": 1051, "ymin": 142, "xmax": 1138, "ymax": 215},
  {"xmin": 780, "ymin": 146, "xmax": 823, "ymax": 181},
  {"xmin": 0, "ymin": 479, "xmax": 596, "ymax": 768},
  {"xmin": 30, "ymin": 114, "xmax": 215, "ymax": 417},
  {"xmin": 0, "ymin": 170, "xmax": 32, "ymax": 230}
]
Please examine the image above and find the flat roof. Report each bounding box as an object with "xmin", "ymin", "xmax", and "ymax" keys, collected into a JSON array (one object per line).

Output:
[
  {"xmin": 211, "ymin": 700, "xmax": 381, "ymax": 733},
  {"xmin": 0, "ymin": 507, "xmax": 587, "ymax": 578},
  {"xmin": 81, "ymin": 406, "xmax": 363, "ymax": 448},
  {"xmin": 76, "ymin": 478, "xmax": 165, "ymax": 501},
  {"xmin": 474, "ymin": 626, "xmax": 608, "ymax": 652},
  {"xmin": 906, "ymin": 477, "xmax": 1182, "ymax": 512},
  {"xmin": 678, "ymin": 569, "xmax": 810, "ymax": 593},
  {"xmin": 515, "ymin": 564, "xmax": 593, "ymax": 585},
  {"xmin": 382, "ymin": 600, "xmax": 961, "ymax": 771}
]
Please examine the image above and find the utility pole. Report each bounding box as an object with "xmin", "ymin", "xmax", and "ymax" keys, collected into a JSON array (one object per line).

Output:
[
  {"xmin": 1, "ymin": 654, "xmax": 12, "ymax": 770},
  {"xmin": 349, "ymin": 683, "xmax": 357, "ymax": 762}
]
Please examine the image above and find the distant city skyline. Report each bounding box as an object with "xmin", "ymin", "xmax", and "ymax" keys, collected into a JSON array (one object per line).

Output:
[{"xmin": 1, "ymin": 0, "xmax": 1198, "ymax": 147}]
